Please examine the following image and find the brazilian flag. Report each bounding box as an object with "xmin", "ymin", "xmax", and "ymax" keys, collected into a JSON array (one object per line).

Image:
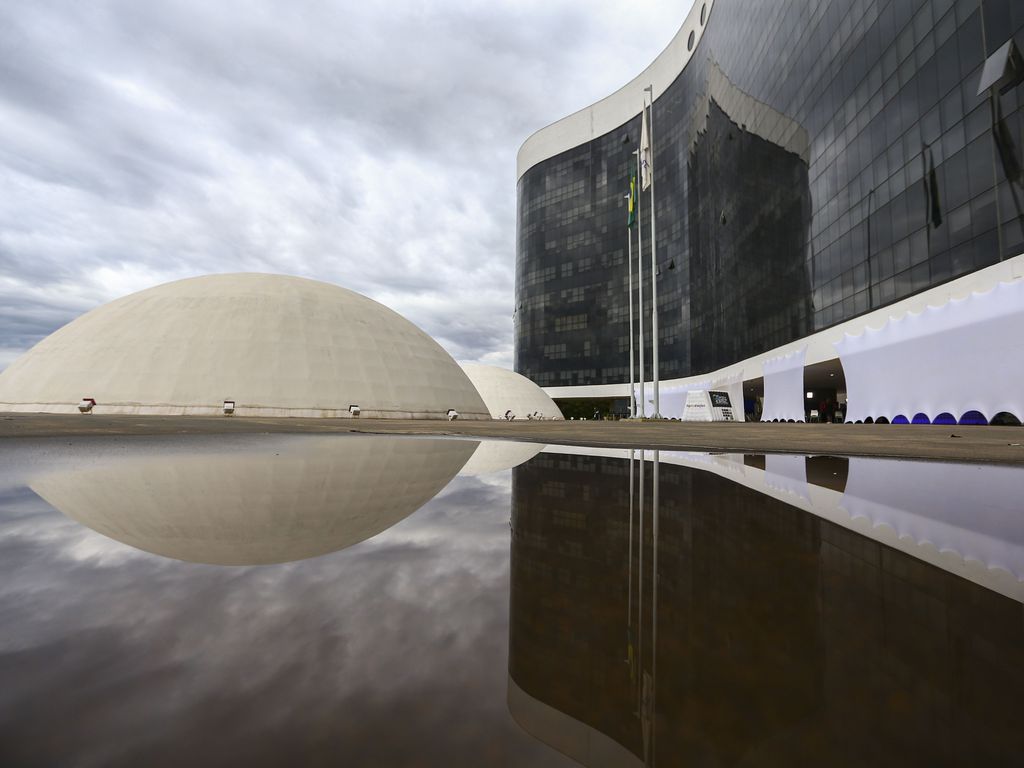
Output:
[{"xmin": 627, "ymin": 164, "xmax": 638, "ymax": 228}]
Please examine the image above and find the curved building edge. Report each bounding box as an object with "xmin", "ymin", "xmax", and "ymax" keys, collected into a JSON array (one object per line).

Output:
[
  {"xmin": 507, "ymin": 675, "xmax": 643, "ymax": 768},
  {"xmin": 516, "ymin": 0, "xmax": 714, "ymax": 180}
]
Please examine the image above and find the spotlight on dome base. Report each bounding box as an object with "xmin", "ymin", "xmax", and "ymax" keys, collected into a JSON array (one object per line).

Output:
[{"xmin": 78, "ymin": 398, "xmax": 95, "ymax": 414}]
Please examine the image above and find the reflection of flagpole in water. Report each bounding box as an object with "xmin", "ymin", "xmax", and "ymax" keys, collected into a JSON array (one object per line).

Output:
[
  {"xmin": 639, "ymin": 450, "xmax": 660, "ymax": 766},
  {"xmin": 640, "ymin": 450, "xmax": 659, "ymax": 766},
  {"xmin": 627, "ymin": 449, "xmax": 636, "ymax": 679},
  {"xmin": 637, "ymin": 449, "xmax": 645, "ymax": 716},
  {"xmin": 651, "ymin": 449, "xmax": 659, "ymax": 767}
]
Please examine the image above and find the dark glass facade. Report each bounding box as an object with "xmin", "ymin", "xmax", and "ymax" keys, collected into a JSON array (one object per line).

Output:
[{"xmin": 515, "ymin": 0, "xmax": 1024, "ymax": 387}]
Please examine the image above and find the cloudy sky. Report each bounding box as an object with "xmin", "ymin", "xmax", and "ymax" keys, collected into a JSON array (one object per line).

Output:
[{"xmin": 0, "ymin": 0, "xmax": 691, "ymax": 372}]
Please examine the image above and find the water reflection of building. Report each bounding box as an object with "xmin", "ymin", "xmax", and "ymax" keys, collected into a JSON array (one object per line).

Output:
[{"xmin": 508, "ymin": 452, "xmax": 1024, "ymax": 766}]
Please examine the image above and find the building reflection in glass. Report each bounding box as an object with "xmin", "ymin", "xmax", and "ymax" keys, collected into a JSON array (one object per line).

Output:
[
  {"xmin": 687, "ymin": 62, "xmax": 814, "ymax": 374},
  {"xmin": 508, "ymin": 451, "xmax": 1024, "ymax": 766}
]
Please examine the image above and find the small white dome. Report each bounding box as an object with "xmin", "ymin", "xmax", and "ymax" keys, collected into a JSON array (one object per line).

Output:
[
  {"xmin": 460, "ymin": 363, "xmax": 563, "ymax": 420},
  {"xmin": 0, "ymin": 273, "xmax": 489, "ymax": 419}
]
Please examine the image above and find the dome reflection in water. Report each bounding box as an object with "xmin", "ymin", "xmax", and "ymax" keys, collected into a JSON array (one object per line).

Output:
[{"xmin": 30, "ymin": 436, "xmax": 477, "ymax": 565}]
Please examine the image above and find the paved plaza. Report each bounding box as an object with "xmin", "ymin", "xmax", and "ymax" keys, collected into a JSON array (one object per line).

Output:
[{"xmin": 1, "ymin": 413, "xmax": 1021, "ymax": 465}]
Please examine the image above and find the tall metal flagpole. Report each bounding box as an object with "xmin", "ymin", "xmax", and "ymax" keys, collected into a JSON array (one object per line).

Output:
[
  {"xmin": 627, "ymin": 192, "xmax": 636, "ymax": 419},
  {"xmin": 634, "ymin": 149, "xmax": 646, "ymax": 418},
  {"xmin": 644, "ymin": 86, "xmax": 661, "ymax": 418}
]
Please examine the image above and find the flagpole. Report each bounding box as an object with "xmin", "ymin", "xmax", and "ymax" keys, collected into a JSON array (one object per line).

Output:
[
  {"xmin": 627, "ymin": 198, "xmax": 636, "ymax": 418},
  {"xmin": 645, "ymin": 86, "xmax": 661, "ymax": 418},
  {"xmin": 635, "ymin": 148, "xmax": 646, "ymax": 418}
]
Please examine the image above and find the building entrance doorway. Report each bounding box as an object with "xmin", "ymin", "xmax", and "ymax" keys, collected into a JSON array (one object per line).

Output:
[
  {"xmin": 742, "ymin": 377, "xmax": 764, "ymax": 422},
  {"xmin": 803, "ymin": 358, "xmax": 846, "ymax": 423}
]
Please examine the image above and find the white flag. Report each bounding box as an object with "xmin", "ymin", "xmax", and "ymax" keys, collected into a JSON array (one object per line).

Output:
[{"xmin": 640, "ymin": 103, "xmax": 652, "ymax": 191}]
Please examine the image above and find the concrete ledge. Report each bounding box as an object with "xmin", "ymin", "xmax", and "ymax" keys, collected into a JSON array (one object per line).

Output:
[
  {"xmin": 1, "ymin": 413, "xmax": 1021, "ymax": 465},
  {"xmin": 0, "ymin": 403, "xmax": 491, "ymax": 420}
]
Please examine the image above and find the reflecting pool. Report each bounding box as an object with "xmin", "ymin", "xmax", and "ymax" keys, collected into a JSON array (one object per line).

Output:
[{"xmin": 0, "ymin": 435, "xmax": 1021, "ymax": 767}]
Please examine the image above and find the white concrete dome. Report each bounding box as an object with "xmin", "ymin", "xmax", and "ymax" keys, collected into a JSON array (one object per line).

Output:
[
  {"xmin": 460, "ymin": 363, "xmax": 563, "ymax": 420},
  {"xmin": 0, "ymin": 273, "xmax": 490, "ymax": 419}
]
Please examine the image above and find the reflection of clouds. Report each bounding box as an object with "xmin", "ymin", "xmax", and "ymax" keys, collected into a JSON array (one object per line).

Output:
[
  {"xmin": 372, "ymin": 481, "xmax": 513, "ymax": 557},
  {"xmin": 0, "ymin": 511, "xmax": 147, "ymax": 567},
  {"xmin": 0, "ymin": 438, "xmax": 568, "ymax": 766}
]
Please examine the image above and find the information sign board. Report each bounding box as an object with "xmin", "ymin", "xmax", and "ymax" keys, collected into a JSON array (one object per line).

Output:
[{"xmin": 682, "ymin": 390, "xmax": 736, "ymax": 422}]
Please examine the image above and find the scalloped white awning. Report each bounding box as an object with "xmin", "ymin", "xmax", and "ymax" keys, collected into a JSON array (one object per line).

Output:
[{"xmin": 835, "ymin": 279, "xmax": 1024, "ymax": 424}]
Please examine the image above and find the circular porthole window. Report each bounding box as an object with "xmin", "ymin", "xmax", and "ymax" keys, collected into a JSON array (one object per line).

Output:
[
  {"xmin": 701, "ymin": 4, "xmax": 706, "ymax": 25},
  {"xmin": 688, "ymin": 30, "xmax": 695, "ymax": 51}
]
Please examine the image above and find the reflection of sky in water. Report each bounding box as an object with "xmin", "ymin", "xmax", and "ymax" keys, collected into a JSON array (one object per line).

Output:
[
  {"xmin": 0, "ymin": 436, "xmax": 572, "ymax": 767},
  {"xmin": 3, "ymin": 436, "xmax": 1023, "ymax": 766}
]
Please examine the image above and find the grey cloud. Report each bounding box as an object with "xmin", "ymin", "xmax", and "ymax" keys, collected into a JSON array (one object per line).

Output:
[
  {"xmin": 0, "ymin": 296, "xmax": 79, "ymax": 348},
  {"xmin": 0, "ymin": 0, "xmax": 687, "ymax": 370}
]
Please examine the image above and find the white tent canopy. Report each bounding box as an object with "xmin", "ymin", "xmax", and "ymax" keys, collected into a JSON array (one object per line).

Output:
[
  {"xmin": 835, "ymin": 279, "xmax": 1024, "ymax": 424},
  {"xmin": 761, "ymin": 347, "xmax": 806, "ymax": 422}
]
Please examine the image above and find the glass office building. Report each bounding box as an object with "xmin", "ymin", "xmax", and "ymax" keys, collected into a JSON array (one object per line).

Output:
[{"xmin": 515, "ymin": 0, "xmax": 1024, "ymax": 403}]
